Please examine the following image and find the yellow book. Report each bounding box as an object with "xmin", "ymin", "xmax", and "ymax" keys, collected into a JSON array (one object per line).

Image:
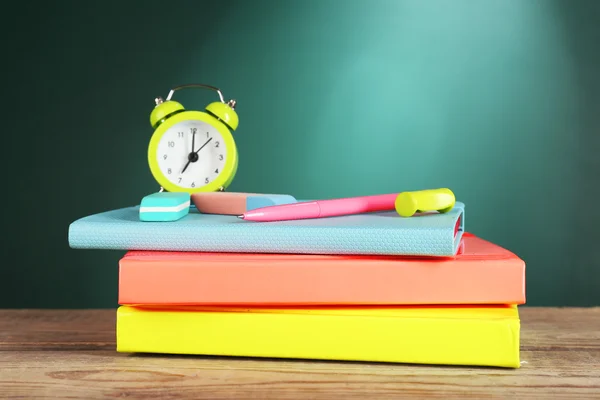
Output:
[{"xmin": 116, "ymin": 304, "xmax": 521, "ymax": 368}]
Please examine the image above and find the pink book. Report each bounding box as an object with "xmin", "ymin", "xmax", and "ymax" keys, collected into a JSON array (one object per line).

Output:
[{"xmin": 118, "ymin": 233, "xmax": 525, "ymax": 306}]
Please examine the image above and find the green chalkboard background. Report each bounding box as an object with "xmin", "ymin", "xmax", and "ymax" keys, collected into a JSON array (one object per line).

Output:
[{"xmin": 2, "ymin": 0, "xmax": 599, "ymax": 307}]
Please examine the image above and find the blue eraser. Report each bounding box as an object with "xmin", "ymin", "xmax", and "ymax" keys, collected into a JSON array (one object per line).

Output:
[
  {"xmin": 139, "ymin": 192, "xmax": 190, "ymax": 222},
  {"xmin": 246, "ymin": 194, "xmax": 297, "ymax": 211}
]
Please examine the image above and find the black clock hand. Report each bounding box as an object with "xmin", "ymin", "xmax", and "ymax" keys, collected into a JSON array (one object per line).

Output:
[
  {"xmin": 181, "ymin": 137, "xmax": 212, "ymax": 174},
  {"xmin": 194, "ymin": 137, "xmax": 212, "ymax": 154},
  {"xmin": 181, "ymin": 131, "xmax": 197, "ymax": 173},
  {"xmin": 181, "ymin": 158, "xmax": 192, "ymax": 174}
]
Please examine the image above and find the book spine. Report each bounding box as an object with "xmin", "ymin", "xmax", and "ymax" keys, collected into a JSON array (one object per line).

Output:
[
  {"xmin": 69, "ymin": 222, "xmax": 456, "ymax": 256},
  {"xmin": 116, "ymin": 306, "xmax": 521, "ymax": 368},
  {"xmin": 118, "ymin": 257, "xmax": 526, "ymax": 305}
]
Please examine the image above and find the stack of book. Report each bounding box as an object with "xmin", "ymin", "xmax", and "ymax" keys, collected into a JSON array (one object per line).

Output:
[{"xmin": 68, "ymin": 199, "xmax": 525, "ymax": 368}]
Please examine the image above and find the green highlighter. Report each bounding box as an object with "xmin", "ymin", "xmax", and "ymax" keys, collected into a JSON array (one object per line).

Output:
[{"xmin": 395, "ymin": 188, "xmax": 456, "ymax": 217}]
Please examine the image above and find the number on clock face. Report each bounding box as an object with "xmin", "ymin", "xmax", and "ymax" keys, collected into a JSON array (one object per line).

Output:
[{"xmin": 156, "ymin": 120, "xmax": 227, "ymax": 189}]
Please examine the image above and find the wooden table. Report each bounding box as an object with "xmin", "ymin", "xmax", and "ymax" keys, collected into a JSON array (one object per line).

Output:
[{"xmin": 1, "ymin": 308, "xmax": 598, "ymax": 399}]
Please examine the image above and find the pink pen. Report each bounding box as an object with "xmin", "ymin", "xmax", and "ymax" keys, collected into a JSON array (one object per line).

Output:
[{"xmin": 238, "ymin": 193, "xmax": 399, "ymax": 222}]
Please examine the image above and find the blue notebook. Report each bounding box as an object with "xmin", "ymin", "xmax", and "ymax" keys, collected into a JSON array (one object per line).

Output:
[{"xmin": 68, "ymin": 202, "xmax": 465, "ymax": 256}]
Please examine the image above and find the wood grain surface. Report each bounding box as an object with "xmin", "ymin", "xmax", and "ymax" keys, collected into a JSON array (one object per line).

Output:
[{"xmin": 0, "ymin": 307, "xmax": 599, "ymax": 399}]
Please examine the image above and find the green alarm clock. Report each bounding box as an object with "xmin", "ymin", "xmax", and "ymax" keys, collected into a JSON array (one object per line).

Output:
[{"xmin": 147, "ymin": 83, "xmax": 239, "ymax": 193}]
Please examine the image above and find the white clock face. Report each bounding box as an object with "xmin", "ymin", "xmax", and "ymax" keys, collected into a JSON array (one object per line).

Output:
[{"xmin": 156, "ymin": 120, "xmax": 227, "ymax": 189}]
